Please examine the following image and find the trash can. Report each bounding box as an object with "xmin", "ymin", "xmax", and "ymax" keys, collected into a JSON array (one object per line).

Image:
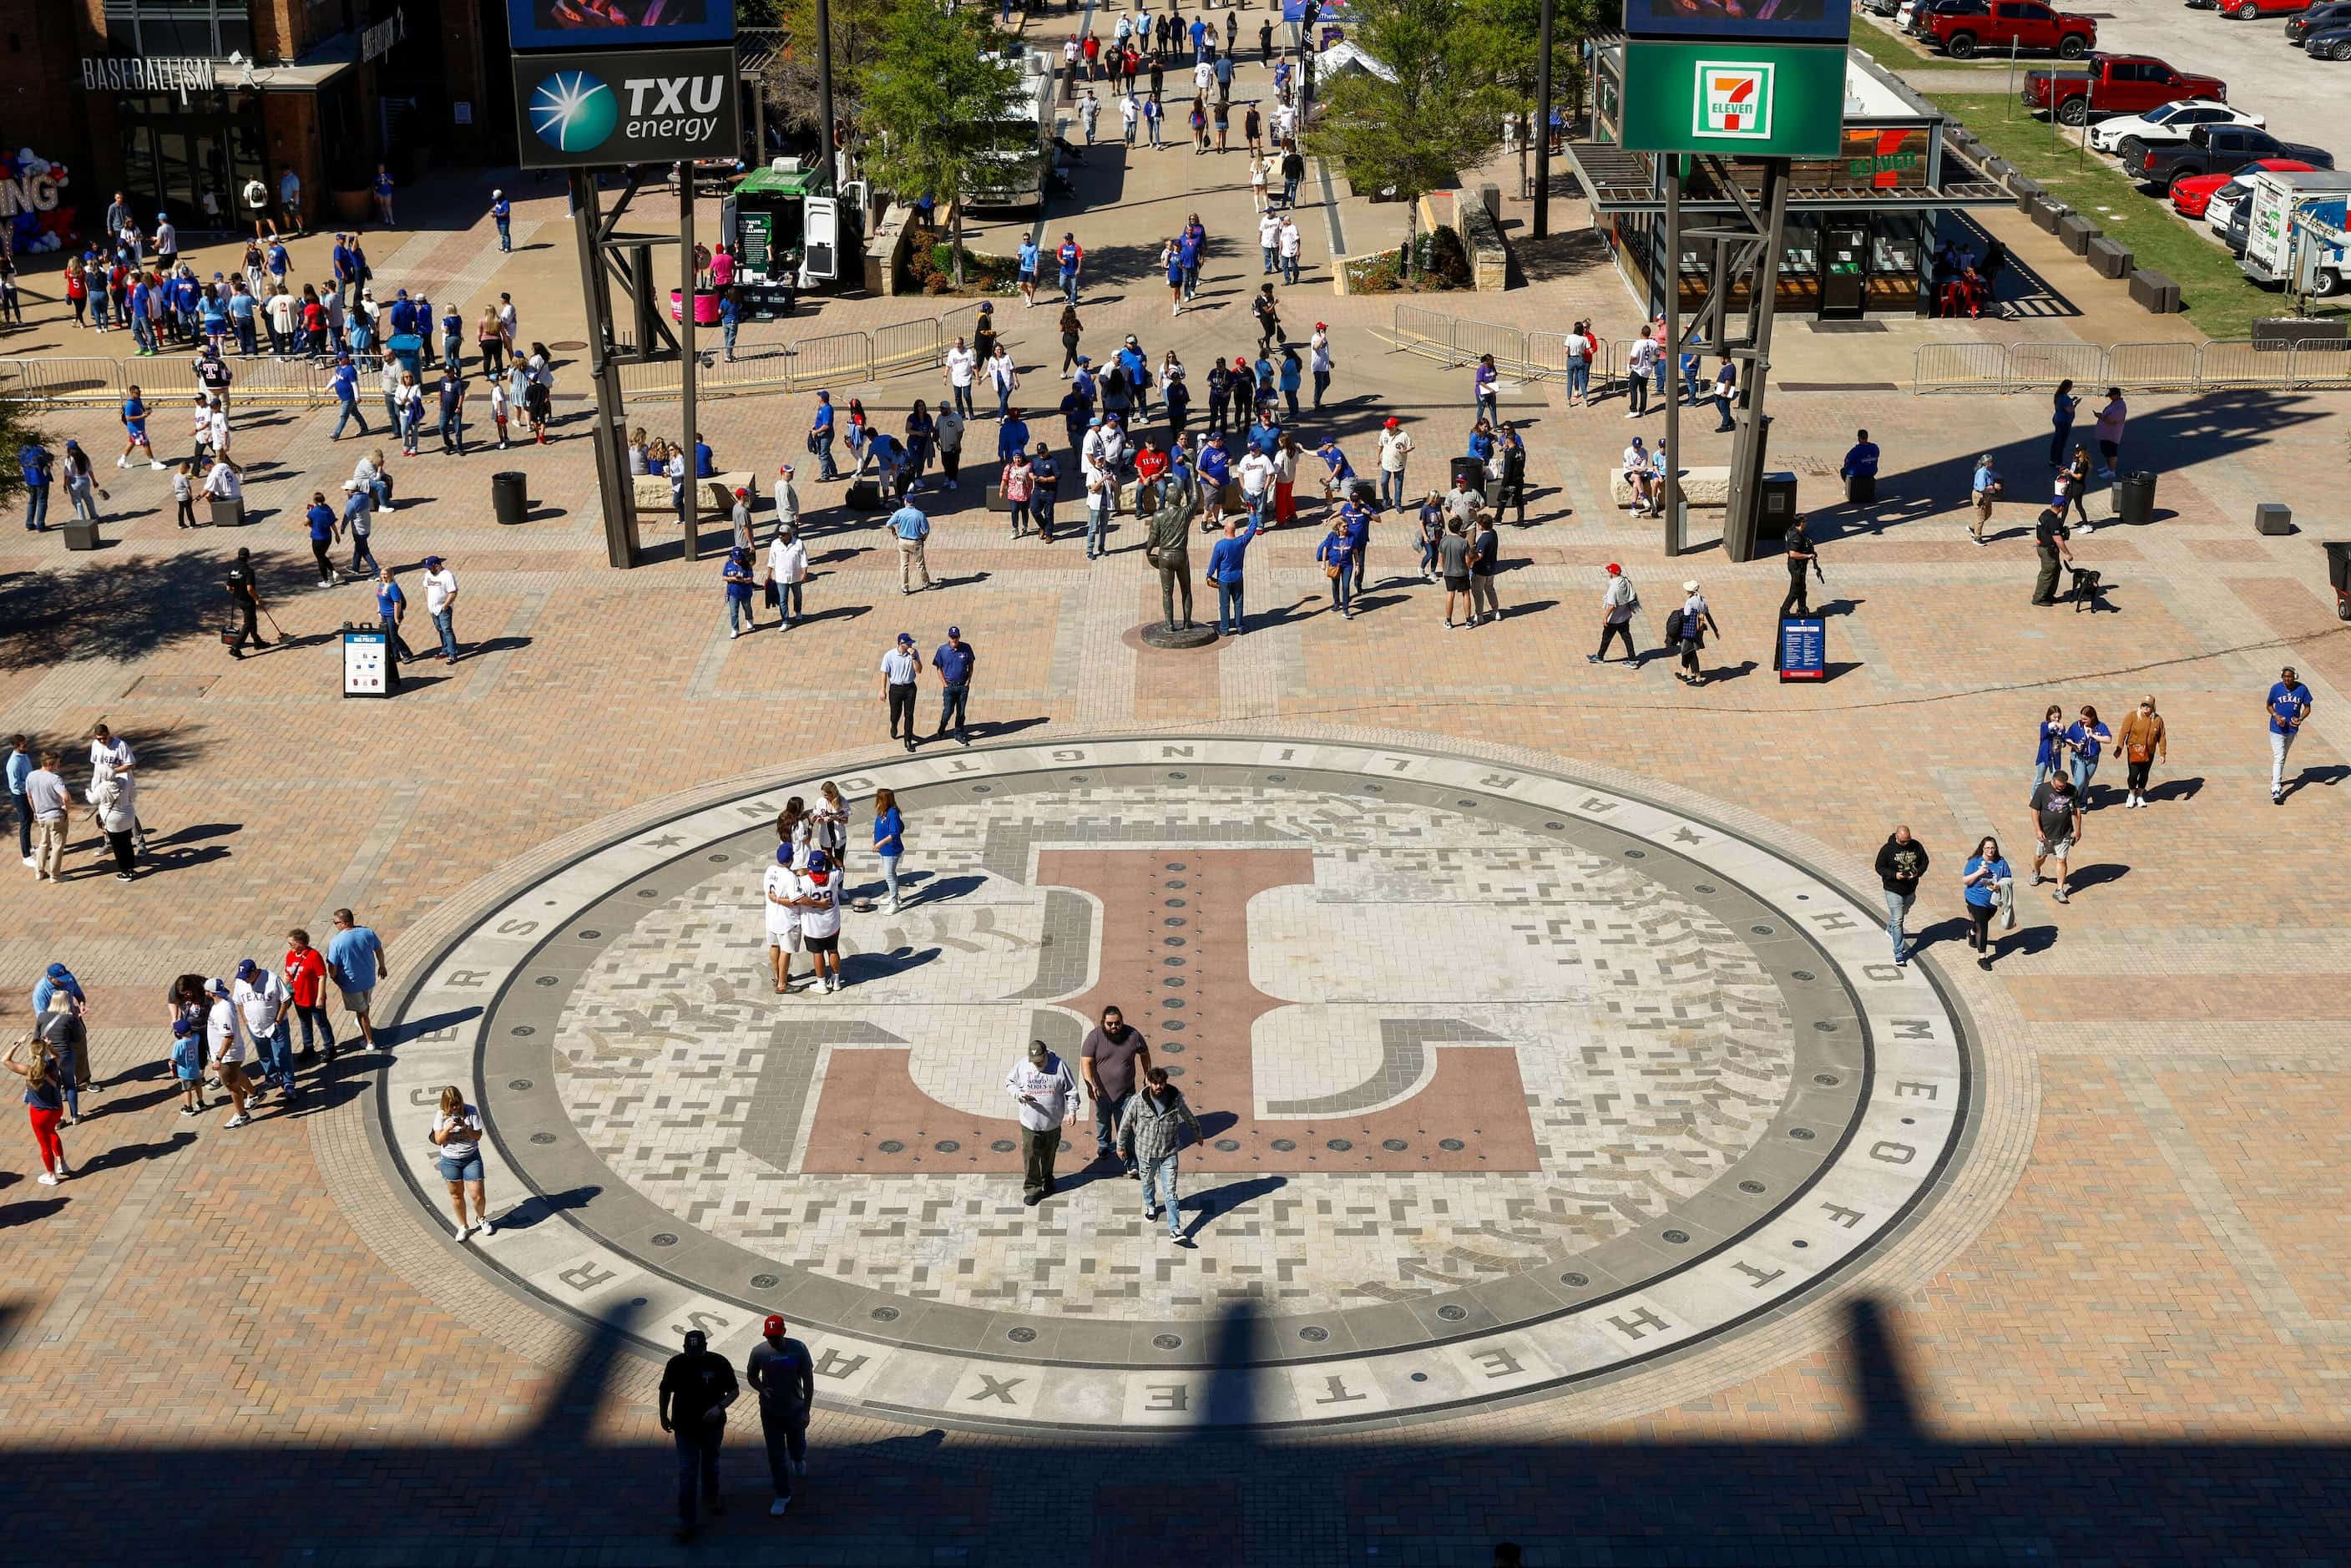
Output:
[
  {"xmin": 2326, "ymin": 539, "xmax": 2351, "ymax": 621},
  {"xmin": 209, "ymin": 496, "xmax": 245, "ymax": 528},
  {"xmin": 492, "ymin": 470, "xmax": 528, "ymax": 525},
  {"xmin": 1846, "ymin": 471, "xmax": 1875, "ymax": 505},
  {"xmin": 1754, "ymin": 471, "xmax": 1798, "ymax": 543},
  {"xmin": 63, "ymin": 518, "xmax": 103, "ymax": 551},
  {"xmin": 2116, "ymin": 470, "xmax": 2156, "ymax": 527},
  {"xmin": 1450, "ymin": 454, "xmax": 1487, "ymax": 500}
]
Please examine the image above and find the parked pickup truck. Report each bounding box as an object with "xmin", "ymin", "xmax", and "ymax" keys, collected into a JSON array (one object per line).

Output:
[
  {"xmin": 2023, "ymin": 54, "xmax": 2228, "ymax": 125},
  {"xmin": 1929, "ymin": 0, "xmax": 2096, "ymax": 58},
  {"xmin": 2123, "ymin": 124, "xmax": 2333, "ymax": 192}
]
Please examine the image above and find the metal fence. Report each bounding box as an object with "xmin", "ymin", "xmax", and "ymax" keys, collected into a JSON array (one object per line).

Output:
[
  {"xmin": 0, "ymin": 303, "xmax": 977, "ymax": 411},
  {"xmin": 1914, "ymin": 337, "xmax": 2351, "ymax": 395},
  {"xmin": 1382, "ymin": 306, "xmax": 1646, "ymax": 387}
]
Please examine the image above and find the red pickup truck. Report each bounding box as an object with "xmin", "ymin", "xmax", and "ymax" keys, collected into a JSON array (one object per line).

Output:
[
  {"xmin": 2022, "ymin": 54, "xmax": 2229, "ymax": 126},
  {"xmin": 1931, "ymin": 0, "xmax": 2096, "ymax": 59}
]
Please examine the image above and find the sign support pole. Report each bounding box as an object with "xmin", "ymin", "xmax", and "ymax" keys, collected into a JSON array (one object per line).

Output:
[
  {"xmin": 1662, "ymin": 152, "xmax": 1682, "ymax": 558},
  {"xmin": 680, "ymin": 174, "xmax": 702, "ymax": 563},
  {"xmin": 1534, "ymin": 0, "xmax": 1555, "ymax": 239},
  {"xmin": 817, "ymin": 0, "xmax": 838, "ymax": 188},
  {"xmin": 569, "ymin": 169, "xmax": 640, "ymax": 569},
  {"xmin": 1722, "ymin": 156, "xmax": 1787, "ymax": 564}
]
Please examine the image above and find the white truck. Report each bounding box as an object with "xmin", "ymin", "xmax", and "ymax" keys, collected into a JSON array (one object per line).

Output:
[
  {"xmin": 964, "ymin": 48, "xmax": 1055, "ymax": 214},
  {"xmin": 2239, "ymin": 168, "xmax": 2351, "ymax": 296}
]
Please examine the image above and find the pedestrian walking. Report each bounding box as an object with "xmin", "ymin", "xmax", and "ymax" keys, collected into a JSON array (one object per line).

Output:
[
  {"xmin": 1278, "ymin": 214, "xmax": 1302, "ymax": 285},
  {"xmin": 2093, "ymin": 387, "xmax": 2126, "ymax": 478},
  {"xmin": 2049, "ymin": 378, "xmax": 2078, "ymax": 468},
  {"xmin": 723, "ymin": 545, "xmax": 759, "ymax": 638},
  {"xmin": 1006, "ymin": 1038, "xmax": 1079, "ymax": 1206},
  {"xmin": 1119, "ymin": 1066, "xmax": 1204, "ymax": 1245},
  {"xmin": 2063, "ymin": 705, "xmax": 2111, "ymax": 806},
  {"xmin": 284, "ymin": 928, "xmax": 337, "ymax": 1062},
  {"xmin": 933, "ymin": 626, "xmax": 975, "ymax": 745},
  {"xmin": 2268, "ymin": 665, "xmax": 2313, "ymax": 804},
  {"xmin": 1668, "ymin": 580, "xmax": 1719, "ymax": 685},
  {"xmin": 2029, "ymin": 703, "xmax": 2066, "ymax": 800},
  {"xmin": 2028, "ymin": 771, "xmax": 2081, "ymax": 903},
  {"xmin": 808, "ymin": 390, "xmax": 839, "ymax": 479},
  {"xmin": 23, "ymin": 749, "xmax": 68, "ymax": 883},
  {"xmin": 326, "ymin": 907, "xmax": 389, "ymax": 1050},
  {"xmin": 1469, "ymin": 514, "xmax": 1501, "ymax": 625},
  {"xmin": 1959, "ymin": 837, "xmax": 2013, "ymax": 964},
  {"xmin": 1588, "ymin": 563, "xmax": 1640, "ymax": 665},
  {"xmin": 1711, "ymin": 358, "xmax": 1737, "ymax": 432},
  {"xmin": 1081, "ymin": 1004, "xmax": 1152, "ymax": 1171},
  {"xmin": 7, "ymin": 733, "xmax": 31, "ymax": 868},
  {"xmin": 888, "ymin": 496, "xmax": 933, "ymax": 594},
  {"xmin": 1875, "ymin": 826, "xmax": 1930, "ymax": 966},
  {"xmin": 1056, "ymin": 231, "xmax": 1084, "ymax": 304},
  {"xmin": 1969, "ymin": 452, "xmax": 2000, "ymax": 545},
  {"xmin": 205, "ymin": 977, "xmax": 256, "ymax": 1127},
  {"xmin": 35, "ymin": 989, "xmax": 88, "ymax": 1123},
  {"xmin": 872, "ymin": 788, "xmax": 905, "ymax": 913},
  {"xmin": 19, "ymin": 439, "xmax": 52, "ymax": 532},
  {"xmin": 2114, "ymin": 695, "xmax": 2167, "ymax": 808},
  {"xmin": 422, "ymin": 554, "xmax": 460, "ymax": 661},
  {"xmin": 659, "ymin": 1328, "xmax": 740, "ymax": 1542},
  {"xmin": 746, "ymin": 1316, "xmax": 814, "ymax": 1516},
  {"xmin": 1316, "ymin": 511, "xmax": 1357, "ymax": 619},
  {"xmin": 233, "ymin": 954, "xmax": 296, "ymax": 1103},
  {"xmin": 2030, "ymin": 504, "xmax": 2072, "ymax": 606},
  {"xmin": 881, "ymin": 632, "xmax": 923, "ymax": 752},
  {"xmin": 5, "ymin": 1034, "xmax": 68, "ymax": 1185},
  {"xmin": 431, "ymin": 1085, "xmax": 496, "ymax": 1239}
]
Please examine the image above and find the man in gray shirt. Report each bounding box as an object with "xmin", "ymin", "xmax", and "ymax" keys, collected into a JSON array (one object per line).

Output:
[
  {"xmin": 25, "ymin": 749, "xmax": 69, "ymax": 883},
  {"xmin": 1438, "ymin": 524, "xmax": 1474, "ymax": 630},
  {"xmin": 1079, "ymin": 1004, "xmax": 1151, "ymax": 1172},
  {"xmin": 745, "ymin": 1314, "xmax": 816, "ymax": 1516}
]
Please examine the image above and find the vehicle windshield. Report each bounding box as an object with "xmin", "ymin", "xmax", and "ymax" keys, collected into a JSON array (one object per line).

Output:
[{"xmin": 2146, "ymin": 103, "xmax": 2188, "ymax": 124}]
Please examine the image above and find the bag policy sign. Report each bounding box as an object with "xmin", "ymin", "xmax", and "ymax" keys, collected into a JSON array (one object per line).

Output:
[{"xmin": 511, "ymin": 45, "xmax": 741, "ymax": 169}]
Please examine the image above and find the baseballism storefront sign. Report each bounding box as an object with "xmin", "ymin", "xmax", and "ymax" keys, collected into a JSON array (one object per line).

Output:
[{"xmin": 509, "ymin": 44, "xmax": 740, "ymax": 169}]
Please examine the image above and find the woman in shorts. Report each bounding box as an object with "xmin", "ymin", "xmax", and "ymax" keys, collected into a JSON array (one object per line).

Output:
[
  {"xmin": 431, "ymin": 1085, "xmax": 494, "ymax": 1241},
  {"xmin": 764, "ymin": 845, "xmax": 808, "ymax": 994}
]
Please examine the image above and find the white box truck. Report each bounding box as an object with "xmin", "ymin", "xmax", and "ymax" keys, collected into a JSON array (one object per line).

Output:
[{"xmin": 2240, "ymin": 169, "xmax": 2351, "ymax": 294}]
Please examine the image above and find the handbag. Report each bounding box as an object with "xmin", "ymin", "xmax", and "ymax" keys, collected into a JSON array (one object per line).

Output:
[
  {"xmin": 1322, "ymin": 559, "xmax": 1342, "ymax": 579},
  {"xmin": 2126, "ymin": 740, "xmax": 2151, "ymax": 763}
]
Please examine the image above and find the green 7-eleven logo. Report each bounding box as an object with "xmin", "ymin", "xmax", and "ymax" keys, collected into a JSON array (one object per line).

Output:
[{"xmin": 1696, "ymin": 62, "xmax": 1775, "ymax": 140}]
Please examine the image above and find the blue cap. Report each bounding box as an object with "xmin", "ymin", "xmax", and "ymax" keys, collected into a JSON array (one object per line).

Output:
[
  {"xmin": 44, "ymin": 962, "xmax": 68, "ymax": 979},
  {"xmin": 896, "ymin": 632, "xmax": 913, "ymax": 645},
  {"xmin": 210, "ymin": 978, "xmax": 231, "ymax": 997},
  {"xmin": 806, "ymin": 851, "xmax": 832, "ymax": 873},
  {"xmin": 235, "ymin": 958, "xmax": 257, "ymax": 979},
  {"xmin": 173, "ymin": 1018, "xmax": 193, "ymax": 1038},
  {"xmin": 776, "ymin": 846, "xmax": 793, "ymax": 866},
  {"xmin": 947, "ymin": 625, "xmax": 962, "ymax": 638}
]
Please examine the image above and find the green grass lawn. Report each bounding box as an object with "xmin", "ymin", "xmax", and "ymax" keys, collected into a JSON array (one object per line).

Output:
[
  {"xmin": 1849, "ymin": 14, "xmax": 2010, "ymax": 74},
  {"xmin": 1931, "ymin": 91, "xmax": 2351, "ymax": 338}
]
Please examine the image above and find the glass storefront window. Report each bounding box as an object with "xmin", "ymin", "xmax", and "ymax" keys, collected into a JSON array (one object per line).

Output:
[
  {"xmin": 1868, "ymin": 213, "xmax": 1924, "ymax": 311},
  {"xmin": 99, "ymin": 0, "xmax": 253, "ymax": 59}
]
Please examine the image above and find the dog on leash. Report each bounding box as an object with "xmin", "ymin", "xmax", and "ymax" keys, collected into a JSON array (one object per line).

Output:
[{"xmin": 2066, "ymin": 565, "xmax": 2108, "ymax": 612}]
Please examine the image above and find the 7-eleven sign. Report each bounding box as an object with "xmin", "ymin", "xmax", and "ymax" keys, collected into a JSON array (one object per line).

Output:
[{"xmin": 1696, "ymin": 61, "xmax": 1775, "ymax": 141}]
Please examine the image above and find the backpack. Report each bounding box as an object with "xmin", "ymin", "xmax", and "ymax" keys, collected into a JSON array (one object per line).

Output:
[{"xmin": 1664, "ymin": 607, "xmax": 1686, "ymax": 643}]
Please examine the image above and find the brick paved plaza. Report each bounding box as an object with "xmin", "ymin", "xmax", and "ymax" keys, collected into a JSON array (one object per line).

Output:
[{"xmin": 7, "ymin": 14, "xmax": 2351, "ymax": 1565}]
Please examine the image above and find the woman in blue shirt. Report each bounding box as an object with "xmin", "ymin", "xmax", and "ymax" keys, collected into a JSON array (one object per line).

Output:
[
  {"xmin": 872, "ymin": 789, "xmax": 906, "ymax": 914},
  {"xmin": 2030, "ymin": 704, "xmax": 2064, "ymax": 801},
  {"xmin": 1278, "ymin": 347, "xmax": 1303, "ymax": 419},
  {"xmin": 1959, "ymin": 836, "xmax": 2010, "ymax": 959},
  {"xmin": 1474, "ymin": 353, "xmax": 1499, "ymax": 423},
  {"xmin": 1467, "ymin": 420, "xmax": 1498, "ymax": 466},
  {"xmin": 1315, "ymin": 515, "xmax": 1356, "ymax": 619},
  {"xmin": 2064, "ymin": 704, "xmax": 2111, "ymax": 805}
]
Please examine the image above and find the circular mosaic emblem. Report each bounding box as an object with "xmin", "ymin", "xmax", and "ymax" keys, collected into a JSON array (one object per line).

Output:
[{"xmin": 379, "ymin": 739, "xmax": 1974, "ymax": 1432}]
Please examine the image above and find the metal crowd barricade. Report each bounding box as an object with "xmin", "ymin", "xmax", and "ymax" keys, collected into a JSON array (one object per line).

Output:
[
  {"xmin": 2287, "ymin": 338, "xmax": 2351, "ymax": 389},
  {"xmin": 1911, "ymin": 341, "xmax": 2009, "ymax": 393},
  {"xmin": 1393, "ymin": 304, "xmax": 1454, "ymax": 362},
  {"xmin": 872, "ymin": 318, "xmax": 942, "ymax": 377},
  {"xmin": 0, "ymin": 357, "xmax": 122, "ymax": 407},
  {"xmin": 1449, "ymin": 316, "xmax": 1529, "ymax": 377},
  {"xmin": 933, "ymin": 301, "xmax": 983, "ymax": 358},
  {"xmin": 2193, "ymin": 337, "xmax": 2274, "ymax": 390},
  {"xmin": 2005, "ymin": 340, "xmax": 2107, "ymax": 392},
  {"xmin": 2106, "ymin": 341, "xmax": 2199, "ymax": 392}
]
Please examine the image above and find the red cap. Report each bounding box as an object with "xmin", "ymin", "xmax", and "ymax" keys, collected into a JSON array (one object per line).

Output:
[
  {"xmin": 1315, "ymin": 321, "xmax": 1327, "ymax": 329},
  {"xmin": 734, "ymin": 487, "xmax": 748, "ymax": 498},
  {"xmin": 1383, "ymin": 417, "xmax": 1399, "ymax": 427},
  {"xmin": 1606, "ymin": 563, "xmax": 1622, "ymax": 574},
  {"xmin": 763, "ymin": 1314, "xmax": 785, "ymax": 1337}
]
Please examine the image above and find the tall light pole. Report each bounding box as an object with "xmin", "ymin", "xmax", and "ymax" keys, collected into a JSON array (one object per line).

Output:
[
  {"xmin": 816, "ymin": 0, "xmax": 837, "ymax": 187},
  {"xmin": 1534, "ymin": 0, "xmax": 1554, "ymax": 238}
]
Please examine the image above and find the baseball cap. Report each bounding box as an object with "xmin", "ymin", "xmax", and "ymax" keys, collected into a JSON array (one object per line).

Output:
[
  {"xmin": 779, "ymin": 463, "xmax": 793, "ymax": 475},
  {"xmin": 763, "ymin": 1314, "xmax": 785, "ymax": 1337},
  {"xmin": 210, "ymin": 978, "xmax": 231, "ymax": 998},
  {"xmin": 423, "ymin": 554, "xmax": 444, "ymax": 567},
  {"xmin": 1682, "ymin": 579, "xmax": 1701, "ymax": 593},
  {"xmin": 493, "ymin": 188, "xmax": 503, "ymax": 198},
  {"xmin": 45, "ymin": 963, "xmax": 68, "ymax": 979},
  {"xmin": 948, "ymin": 625, "xmax": 962, "ymax": 638},
  {"xmin": 173, "ymin": 1018, "xmax": 193, "ymax": 1039},
  {"xmin": 806, "ymin": 850, "xmax": 832, "ymax": 873},
  {"xmin": 1606, "ymin": 563, "xmax": 1622, "ymax": 575},
  {"xmin": 776, "ymin": 846, "xmax": 792, "ymax": 865},
  {"xmin": 733, "ymin": 487, "xmax": 748, "ymax": 498},
  {"xmin": 896, "ymin": 632, "xmax": 913, "ymax": 645},
  {"xmin": 235, "ymin": 958, "xmax": 258, "ymax": 979},
  {"xmin": 1315, "ymin": 321, "xmax": 1327, "ymax": 329}
]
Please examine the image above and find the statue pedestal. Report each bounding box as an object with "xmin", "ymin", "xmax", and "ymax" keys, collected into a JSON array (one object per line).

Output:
[{"xmin": 1138, "ymin": 620, "xmax": 1220, "ymax": 650}]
